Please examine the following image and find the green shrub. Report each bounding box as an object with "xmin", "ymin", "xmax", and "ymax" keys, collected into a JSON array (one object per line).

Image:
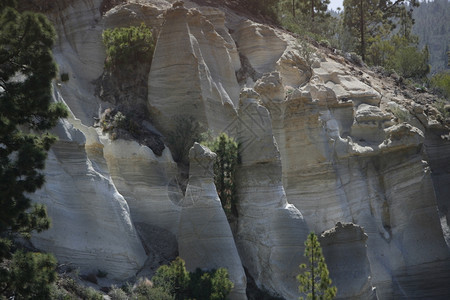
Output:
[
  {"xmin": 57, "ymin": 276, "xmax": 103, "ymax": 300},
  {"xmin": 60, "ymin": 72, "xmax": 69, "ymax": 82},
  {"xmin": 132, "ymin": 278, "xmax": 173, "ymax": 300},
  {"xmin": 296, "ymin": 39, "xmax": 314, "ymax": 68},
  {"xmin": 202, "ymin": 133, "xmax": 239, "ymax": 217},
  {"xmin": 390, "ymin": 106, "xmax": 410, "ymax": 123},
  {"xmin": 109, "ymin": 286, "xmax": 128, "ymax": 300},
  {"xmin": 152, "ymin": 257, "xmax": 233, "ymax": 300},
  {"xmin": 434, "ymin": 99, "xmax": 450, "ymax": 119},
  {"xmin": 0, "ymin": 251, "xmax": 57, "ymax": 299},
  {"xmin": 392, "ymin": 46, "xmax": 430, "ymax": 79},
  {"xmin": 152, "ymin": 257, "xmax": 190, "ymax": 299},
  {"xmin": 102, "ymin": 23, "xmax": 154, "ymax": 70},
  {"xmin": 96, "ymin": 269, "xmax": 108, "ymax": 278},
  {"xmin": 431, "ymin": 71, "xmax": 450, "ymax": 99}
]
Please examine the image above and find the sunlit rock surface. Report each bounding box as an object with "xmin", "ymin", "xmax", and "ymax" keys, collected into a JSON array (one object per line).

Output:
[
  {"xmin": 178, "ymin": 143, "xmax": 247, "ymax": 299},
  {"xmin": 235, "ymin": 90, "xmax": 309, "ymax": 299},
  {"xmin": 31, "ymin": 112, "xmax": 147, "ymax": 279},
  {"xmin": 320, "ymin": 222, "xmax": 378, "ymax": 300},
  {"xmin": 27, "ymin": 0, "xmax": 450, "ymax": 298}
]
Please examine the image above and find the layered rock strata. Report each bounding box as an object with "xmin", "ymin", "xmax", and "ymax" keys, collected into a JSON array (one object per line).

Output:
[
  {"xmin": 31, "ymin": 110, "xmax": 147, "ymax": 279},
  {"xmin": 178, "ymin": 143, "xmax": 247, "ymax": 299},
  {"xmin": 26, "ymin": 0, "xmax": 450, "ymax": 298},
  {"xmin": 147, "ymin": 3, "xmax": 239, "ymax": 134},
  {"xmin": 235, "ymin": 89, "xmax": 309, "ymax": 299},
  {"xmin": 320, "ymin": 222, "xmax": 378, "ymax": 300}
]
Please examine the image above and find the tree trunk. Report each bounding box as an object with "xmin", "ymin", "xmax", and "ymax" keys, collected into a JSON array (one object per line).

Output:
[
  {"xmin": 360, "ymin": 0, "xmax": 365, "ymax": 60},
  {"xmin": 293, "ymin": 0, "xmax": 295, "ymax": 17}
]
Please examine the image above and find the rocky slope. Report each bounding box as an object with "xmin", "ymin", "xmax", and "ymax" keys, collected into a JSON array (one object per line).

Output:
[{"xmin": 25, "ymin": 0, "xmax": 450, "ymax": 299}]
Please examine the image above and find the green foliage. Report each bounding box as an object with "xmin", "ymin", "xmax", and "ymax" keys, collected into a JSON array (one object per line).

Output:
[
  {"xmin": 391, "ymin": 44, "xmax": 430, "ymax": 79},
  {"xmin": 132, "ymin": 278, "xmax": 173, "ymax": 300},
  {"xmin": 431, "ymin": 71, "xmax": 450, "ymax": 99},
  {"xmin": 412, "ymin": 0, "xmax": 450, "ymax": 74},
  {"xmin": 202, "ymin": 133, "xmax": 239, "ymax": 217},
  {"xmin": 54, "ymin": 276, "xmax": 103, "ymax": 300},
  {"xmin": 0, "ymin": 2, "xmax": 67, "ymax": 241},
  {"xmin": 108, "ymin": 286, "xmax": 129, "ymax": 300},
  {"xmin": 102, "ymin": 23, "xmax": 154, "ymax": 71},
  {"xmin": 343, "ymin": 0, "xmax": 420, "ymax": 61},
  {"xmin": 0, "ymin": 251, "xmax": 57, "ymax": 299},
  {"xmin": 209, "ymin": 268, "xmax": 234, "ymax": 300},
  {"xmin": 390, "ymin": 106, "xmax": 410, "ymax": 123},
  {"xmin": 0, "ymin": 3, "xmax": 66, "ymax": 298},
  {"xmin": 278, "ymin": 1, "xmax": 339, "ymax": 47},
  {"xmin": 151, "ymin": 257, "xmax": 233, "ymax": 300},
  {"xmin": 297, "ymin": 233, "xmax": 336, "ymax": 300},
  {"xmin": 167, "ymin": 115, "xmax": 204, "ymax": 165},
  {"xmin": 60, "ymin": 72, "xmax": 69, "ymax": 82},
  {"xmin": 96, "ymin": 269, "xmax": 108, "ymax": 278},
  {"xmin": 243, "ymin": 0, "xmax": 279, "ymax": 21},
  {"xmin": 152, "ymin": 257, "xmax": 190, "ymax": 299},
  {"xmin": 296, "ymin": 39, "xmax": 314, "ymax": 67},
  {"xmin": 99, "ymin": 109, "xmax": 142, "ymax": 140}
]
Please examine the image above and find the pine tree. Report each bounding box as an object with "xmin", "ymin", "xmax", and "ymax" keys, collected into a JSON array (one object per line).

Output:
[
  {"xmin": 202, "ymin": 133, "xmax": 239, "ymax": 217},
  {"xmin": 297, "ymin": 233, "xmax": 337, "ymax": 300},
  {"xmin": 343, "ymin": 0, "xmax": 420, "ymax": 61},
  {"xmin": 297, "ymin": 0, "xmax": 330, "ymax": 23},
  {"xmin": 0, "ymin": 1, "xmax": 67, "ymax": 298}
]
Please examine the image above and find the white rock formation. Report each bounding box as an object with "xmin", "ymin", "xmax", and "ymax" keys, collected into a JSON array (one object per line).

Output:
[
  {"xmin": 31, "ymin": 111, "xmax": 147, "ymax": 279},
  {"xmin": 320, "ymin": 222, "xmax": 378, "ymax": 300},
  {"xmin": 147, "ymin": 3, "xmax": 239, "ymax": 134},
  {"xmin": 178, "ymin": 143, "xmax": 247, "ymax": 299},
  {"xmin": 25, "ymin": 0, "xmax": 450, "ymax": 298},
  {"xmin": 234, "ymin": 89, "xmax": 309, "ymax": 299}
]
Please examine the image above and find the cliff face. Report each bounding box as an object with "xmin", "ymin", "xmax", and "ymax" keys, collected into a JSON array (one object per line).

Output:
[{"xmin": 27, "ymin": 0, "xmax": 450, "ymax": 299}]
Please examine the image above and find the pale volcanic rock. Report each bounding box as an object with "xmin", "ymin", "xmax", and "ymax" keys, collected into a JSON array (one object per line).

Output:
[
  {"xmin": 47, "ymin": 0, "xmax": 106, "ymax": 125},
  {"xmin": 102, "ymin": 138, "xmax": 182, "ymax": 236},
  {"xmin": 232, "ymin": 20, "xmax": 287, "ymax": 74},
  {"xmin": 320, "ymin": 223, "xmax": 378, "ymax": 300},
  {"xmin": 234, "ymin": 90, "xmax": 309, "ymax": 299},
  {"xmin": 350, "ymin": 104, "xmax": 394, "ymax": 143},
  {"xmin": 31, "ymin": 117, "xmax": 147, "ymax": 280},
  {"xmin": 26, "ymin": 0, "xmax": 450, "ymax": 298},
  {"xmin": 148, "ymin": 3, "xmax": 239, "ymax": 135},
  {"xmin": 256, "ymin": 53, "xmax": 449, "ymax": 297},
  {"xmin": 178, "ymin": 143, "xmax": 247, "ymax": 299}
]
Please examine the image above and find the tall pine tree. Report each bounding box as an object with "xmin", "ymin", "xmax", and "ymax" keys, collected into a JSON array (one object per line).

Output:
[
  {"xmin": 343, "ymin": 0, "xmax": 419, "ymax": 61},
  {"xmin": 0, "ymin": 1, "xmax": 67, "ymax": 297},
  {"xmin": 297, "ymin": 233, "xmax": 337, "ymax": 300}
]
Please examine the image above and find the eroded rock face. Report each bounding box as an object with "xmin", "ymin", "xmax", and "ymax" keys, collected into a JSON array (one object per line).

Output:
[
  {"xmin": 31, "ymin": 114, "xmax": 147, "ymax": 280},
  {"xmin": 234, "ymin": 90, "xmax": 309, "ymax": 299},
  {"xmin": 320, "ymin": 223, "xmax": 378, "ymax": 300},
  {"xmin": 29, "ymin": 0, "xmax": 450, "ymax": 298},
  {"xmin": 147, "ymin": 4, "xmax": 239, "ymax": 134},
  {"xmin": 178, "ymin": 143, "xmax": 247, "ymax": 299}
]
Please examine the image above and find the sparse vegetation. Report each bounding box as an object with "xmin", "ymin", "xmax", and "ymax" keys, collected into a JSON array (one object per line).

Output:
[
  {"xmin": 391, "ymin": 106, "xmax": 411, "ymax": 123},
  {"xmin": 60, "ymin": 72, "xmax": 69, "ymax": 82},
  {"xmin": 298, "ymin": 233, "xmax": 337, "ymax": 300},
  {"xmin": 1, "ymin": 2, "xmax": 67, "ymax": 298},
  {"xmin": 98, "ymin": 109, "xmax": 142, "ymax": 140},
  {"xmin": 430, "ymin": 72, "xmax": 450, "ymax": 99},
  {"xmin": 151, "ymin": 257, "xmax": 234, "ymax": 300},
  {"xmin": 102, "ymin": 23, "xmax": 154, "ymax": 71},
  {"xmin": 202, "ymin": 133, "xmax": 239, "ymax": 217},
  {"xmin": 52, "ymin": 275, "xmax": 103, "ymax": 300}
]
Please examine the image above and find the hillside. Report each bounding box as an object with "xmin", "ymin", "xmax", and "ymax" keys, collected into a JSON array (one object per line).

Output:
[
  {"xmin": 412, "ymin": 0, "xmax": 450, "ymax": 75},
  {"xmin": 16, "ymin": 0, "xmax": 450, "ymax": 299}
]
